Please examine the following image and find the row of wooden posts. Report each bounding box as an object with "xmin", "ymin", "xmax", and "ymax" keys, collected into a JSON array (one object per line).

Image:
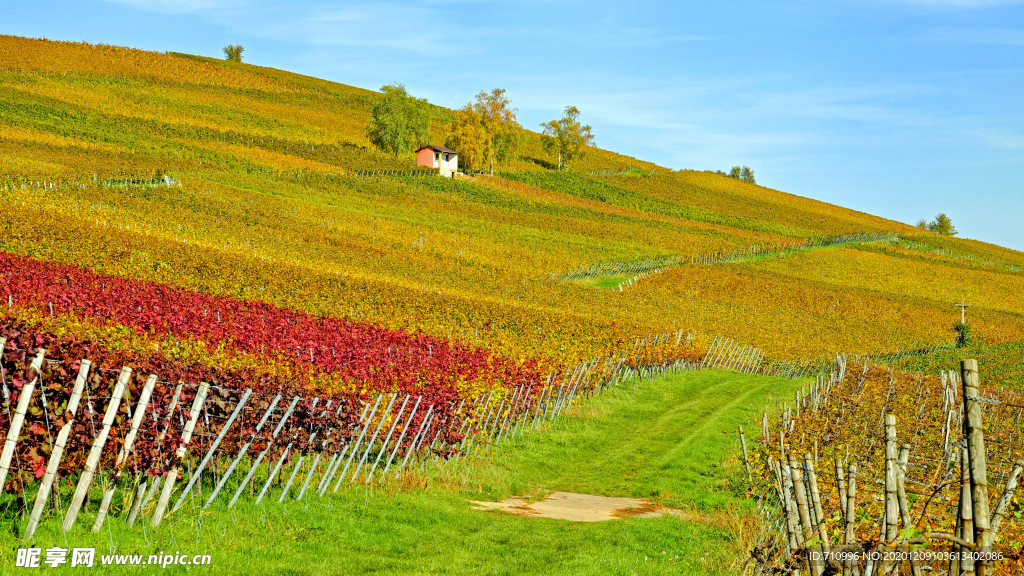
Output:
[
  {"xmin": 0, "ymin": 336, "xmax": 700, "ymax": 540},
  {"xmin": 702, "ymin": 336, "xmax": 956, "ymax": 382},
  {"xmin": 632, "ymin": 329, "xmax": 693, "ymax": 349},
  {"xmin": 548, "ymin": 231, "xmax": 901, "ymax": 283},
  {"xmin": 703, "ymin": 338, "xmax": 848, "ymax": 380},
  {"xmin": 615, "ymin": 268, "xmax": 659, "ymax": 291},
  {"xmin": 733, "ymin": 358, "xmax": 1023, "ymax": 576},
  {"xmin": 0, "ymin": 167, "xmax": 440, "ymax": 197}
]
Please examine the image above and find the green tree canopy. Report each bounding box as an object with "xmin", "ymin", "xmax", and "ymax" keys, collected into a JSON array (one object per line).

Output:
[
  {"xmin": 367, "ymin": 83, "xmax": 432, "ymax": 157},
  {"xmin": 223, "ymin": 45, "xmax": 244, "ymax": 62},
  {"xmin": 727, "ymin": 165, "xmax": 755, "ymax": 184},
  {"xmin": 541, "ymin": 106, "xmax": 594, "ymax": 171},
  {"xmin": 925, "ymin": 213, "xmax": 958, "ymax": 236}
]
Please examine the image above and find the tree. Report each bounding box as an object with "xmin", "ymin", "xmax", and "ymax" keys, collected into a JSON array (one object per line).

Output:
[
  {"xmin": 447, "ymin": 88, "xmax": 522, "ymax": 174},
  {"xmin": 915, "ymin": 218, "xmax": 928, "ymax": 229},
  {"xmin": 727, "ymin": 165, "xmax": 755, "ymax": 184},
  {"xmin": 223, "ymin": 45, "xmax": 244, "ymax": 63},
  {"xmin": 446, "ymin": 105, "xmax": 488, "ymax": 172},
  {"xmin": 474, "ymin": 89, "xmax": 522, "ymax": 174},
  {"xmin": 541, "ymin": 106, "xmax": 594, "ymax": 171},
  {"xmin": 367, "ymin": 83, "xmax": 432, "ymax": 157},
  {"xmin": 924, "ymin": 213, "xmax": 958, "ymax": 236}
]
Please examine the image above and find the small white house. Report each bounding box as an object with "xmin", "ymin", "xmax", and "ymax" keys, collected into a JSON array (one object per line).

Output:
[{"xmin": 415, "ymin": 145, "xmax": 458, "ymax": 177}]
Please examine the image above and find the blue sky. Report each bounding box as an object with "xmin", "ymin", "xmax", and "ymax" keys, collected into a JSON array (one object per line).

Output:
[{"xmin": 4, "ymin": 0, "xmax": 1023, "ymax": 250}]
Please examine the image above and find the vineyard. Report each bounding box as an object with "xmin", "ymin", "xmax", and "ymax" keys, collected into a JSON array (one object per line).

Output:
[
  {"xmin": 0, "ymin": 33, "xmax": 1023, "ymax": 574},
  {"xmin": 3, "ymin": 35, "xmax": 1024, "ymax": 369},
  {"xmin": 0, "ymin": 318, "xmax": 701, "ymax": 540},
  {"xmin": 737, "ymin": 358, "xmax": 1024, "ymax": 575}
]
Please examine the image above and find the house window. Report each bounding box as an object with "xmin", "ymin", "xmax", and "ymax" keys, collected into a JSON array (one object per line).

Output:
[{"xmin": 444, "ymin": 153, "xmax": 450, "ymax": 162}]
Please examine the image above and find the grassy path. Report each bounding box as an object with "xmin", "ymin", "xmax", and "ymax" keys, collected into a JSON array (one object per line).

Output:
[{"xmin": 9, "ymin": 370, "xmax": 800, "ymax": 575}]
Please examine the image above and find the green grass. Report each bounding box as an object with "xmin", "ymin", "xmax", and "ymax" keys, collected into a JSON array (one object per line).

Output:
[
  {"xmin": 3, "ymin": 370, "xmax": 800, "ymax": 575},
  {"xmin": 724, "ymin": 239, "xmax": 871, "ymax": 265},
  {"xmin": 893, "ymin": 337, "xmax": 1024, "ymax": 391},
  {"xmin": 575, "ymin": 274, "xmax": 631, "ymax": 290}
]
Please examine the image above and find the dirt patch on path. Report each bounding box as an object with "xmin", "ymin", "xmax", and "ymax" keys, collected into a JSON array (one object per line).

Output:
[{"xmin": 470, "ymin": 491, "xmax": 710, "ymax": 523}]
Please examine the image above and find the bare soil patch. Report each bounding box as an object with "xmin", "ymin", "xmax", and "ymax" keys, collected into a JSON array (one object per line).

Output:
[{"xmin": 469, "ymin": 491, "xmax": 709, "ymax": 523}]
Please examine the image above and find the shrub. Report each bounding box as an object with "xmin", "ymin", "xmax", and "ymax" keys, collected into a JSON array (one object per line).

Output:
[{"xmin": 954, "ymin": 321, "xmax": 972, "ymax": 348}]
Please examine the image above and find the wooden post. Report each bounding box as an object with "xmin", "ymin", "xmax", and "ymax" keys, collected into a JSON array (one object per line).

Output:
[
  {"xmin": 835, "ymin": 458, "xmax": 847, "ymax": 528},
  {"xmin": 457, "ymin": 394, "xmax": 489, "ymax": 459},
  {"xmin": 364, "ymin": 393, "xmax": 408, "ymax": 481},
  {"xmin": 0, "ymin": 349, "xmax": 46, "ymax": 494},
  {"xmin": 172, "ymin": 389, "xmax": 252, "ymax": 512},
  {"xmin": 228, "ymin": 395, "xmax": 300, "ymax": 507},
  {"xmin": 844, "ymin": 463, "xmax": 856, "ymax": 544},
  {"xmin": 256, "ymin": 398, "xmax": 318, "ymax": 504},
  {"xmin": 24, "ymin": 359, "xmax": 90, "ymax": 540},
  {"xmin": 739, "ymin": 426, "xmax": 751, "ymax": 482},
  {"xmin": 499, "ymin": 387, "xmax": 524, "ymax": 440},
  {"xmin": 375, "ymin": 396, "xmax": 421, "ymax": 481},
  {"xmin": 348, "ymin": 393, "xmax": 397, "ymax": 484},
  {"xmin": 151, "ymin": 382, "xmax": 210, "ymax": 527},
  {"xmin": 127, "ymin": 381, "xmax": 183, "ymax": 526},
  {"xmin": 277, "ymin": 400, "xmax": 332, "ymax": 502},
  {"xmin": 779, "ymin": 460, "xmax": 801, "ymax": 576},
  {"xmin": 773, "ymin": 459, "xmax": 797, "ymax": 562},
  {"xmin": 558, "ymin": 376, "xmax": 584, "ymax": 417},
  {"xmin": 958, "ymin": 444, "xmax": 975, "ymax": 576},
  {"xmin": 700, "ymin": 336, "xmax": 720, "ymax": 369},
  {"xmin": 884, "ymin": 414, "xmax": 900, "ymax": 547},
  {"xmin": 804, "ymin": 453, "xmax": 830, "ymax": 558},
  {"xmin": 789, "ymin": 456, "xmax": 817, "ymax": 573},
  {"xmin": 706, "ymin": 337, "xmax": 728, "ymax": 370},
  {"xmin": 395, "ymin": 405, "xmax": 433, "ymax": 478},
  {"xmin": 316, "ymin": 402, "xmax": 370, "ymax": 495},
  {"xmin": 897, "ymin": 443, "xmax": 923, "ymax": 576},
  {"xmin": 92, "ymin": 374, "xmax": 158, "ymax": 532},
  {"xmin": 62, "ymin": 366, "xmax": 131, "ymax": 532},
  {"xmin": 844, "ymin": 463, "xmax": 857, "ymax": 576},
  {"xmin": 493, "ymin": 386, "xmax": 519, "ymax": 438},
  {"xmin": 337, "ymin": 395, "xmax": 382, "ymax": 486},
  {"xmin": 205, "ymin": 393, "xmax": 282, "ymax": 509},
  {"xmin": 313, "ymin": 452, "xmax": 341, "ymax": 497},
  {"xmin": 989, "ymin": 459, "xmax": 1023, "ymax": 541},
  {"xmin": 510, "ymin": 389, "xmax": 533, "ymax": 440},
  {"xmin": 961, "ymin": 359, "xmax": 991, "ymax": 575}
]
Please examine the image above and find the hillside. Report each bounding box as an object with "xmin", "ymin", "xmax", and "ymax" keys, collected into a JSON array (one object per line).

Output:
[{"xmin": 2, "ymin": 35, "xmax": 1023, "ymax": 383}]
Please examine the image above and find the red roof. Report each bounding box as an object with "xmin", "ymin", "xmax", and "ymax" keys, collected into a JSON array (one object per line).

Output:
[{"xmin": 416, "ymin": 144, "xmax": 457, "ymax": 154}]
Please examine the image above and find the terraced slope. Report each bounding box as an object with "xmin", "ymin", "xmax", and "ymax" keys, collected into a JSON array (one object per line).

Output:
[{"xmin": 2, "ymin": 35, "xmax": 1022, "ymax": 378}]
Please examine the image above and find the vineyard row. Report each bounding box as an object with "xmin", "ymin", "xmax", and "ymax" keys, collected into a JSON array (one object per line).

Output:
[
  {"xmin": 735, "ymin": 357, "xmax": 1024, "ymax": 575},
  {"xmin": 0, "ymin": 331, "xmax": 697, "ymax": 539},
  {"xmin": 549, "ymin": 231, "xmax": 901, "ymax": 285}
]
